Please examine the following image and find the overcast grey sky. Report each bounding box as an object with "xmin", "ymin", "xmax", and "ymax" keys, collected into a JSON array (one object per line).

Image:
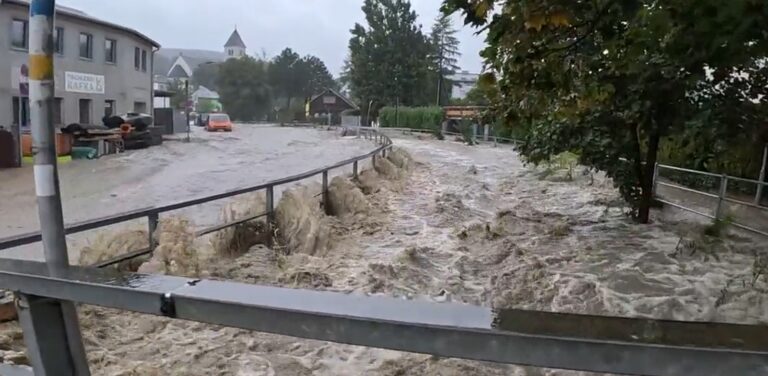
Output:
[{"xmin": 57, "ymin": 0, "xmax": 487, "ymax": 76}]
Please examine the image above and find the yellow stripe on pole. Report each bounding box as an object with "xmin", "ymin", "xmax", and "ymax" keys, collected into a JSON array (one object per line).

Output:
[{"xmin": 28, "ymin": 54, "xmax": 53, "ymax": 80}]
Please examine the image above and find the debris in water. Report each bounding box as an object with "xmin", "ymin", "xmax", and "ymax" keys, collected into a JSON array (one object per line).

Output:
[
  {"xmin": 275, "ymin": 183, "xmax": 332, "ymax": 256},
  {"xmin": 210, "ymin": 192, "xmax": 269, "ymax": 257},
  {"xmin": 327, "ymin": 176, "xmax": 369, "ymax": 217},
  {"xmin": 138, "ymin": 217, "xmax": 201, "ymax": 277},
  {"xmin": 78, "ymin": 230, "xmax": 149, "ymax": 271}
]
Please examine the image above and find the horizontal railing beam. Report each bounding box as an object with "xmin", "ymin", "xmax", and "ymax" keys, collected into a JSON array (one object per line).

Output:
[
  {"xmin": 0, "ymin": 132, "xmax": 393, "ymax": 251},
  {"xmin": 194, "ymin": 212, "xmax": 268, "ymax": 238},
  {"xmin": 0, "ymin": 259, "xmax": 765, "ymax": 376}
]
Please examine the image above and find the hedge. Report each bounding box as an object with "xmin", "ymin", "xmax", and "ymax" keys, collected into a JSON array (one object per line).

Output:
[{"xmin": 379, "ymin": 106, "xmax": 443, "ymax": 131}]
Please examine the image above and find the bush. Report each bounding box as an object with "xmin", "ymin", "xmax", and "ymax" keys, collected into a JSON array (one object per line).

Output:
[{"xmin": 379, "ymin": 106, "xmax": 443, "ymax": 131}]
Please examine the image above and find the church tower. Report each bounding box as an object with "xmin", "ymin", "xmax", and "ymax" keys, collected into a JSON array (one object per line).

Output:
[{"xmin": 224, "ymin": 28, "xmax": 246, "ymax": 59}]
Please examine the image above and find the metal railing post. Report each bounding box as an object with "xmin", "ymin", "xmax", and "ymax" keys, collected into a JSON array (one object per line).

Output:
[
  {"xmin": 652, "ymin": 162, "xmax": 660, "ymax": 196},
  {"xmin": 716, "ymin": 174, "xmax": 728, "ymax": 220},
  {"xmin": 265, "ymin": 186, "xmax": 274, "ymax": 248},
  {"xmin": 353, "ymin": 160, "xmax": 358, "ymax": 178},
  {"xmin": 25, "ymin": 0, "xmax": 90, "ymax": 374},
  {"xmin": 755, "ymin": 144, "xmax": 767, "ymax": 206},
  {"xmin": 147, "ymin": 212, "xmax": 159, "ymax": 250},
  {"xmin": 322, "ymin": 171, "xmax": 329, "ymax": 215}
]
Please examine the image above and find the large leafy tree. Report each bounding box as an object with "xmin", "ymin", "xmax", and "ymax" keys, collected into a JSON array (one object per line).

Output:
[
  {"xmin": 301, "ymin": 55, "xmax": 336, "ymax": 98},
  {"xmin": 444, "ymin": 0, "xmax": 768, "ymax": 223},
  {"xmin": 192, "ymin": 62, "xmax": 220, "ymax": 91},
  {"xmin": 429, "ymin": 13, "xmax": 461, "ymax": 106},
  {"xmin": 268, "ymin": 48, "xmax": 303, "ymax": 109},
  {"xmin": 217, "ymin": 57, "xmax": 272, "ymax": 121},
  {"xmin": 347, "ymin": 0, "xmax": 433, "ymax": 122},
  {"xmin": 268, "ymin": 49, "xmax": 336, "ymax": 109}
]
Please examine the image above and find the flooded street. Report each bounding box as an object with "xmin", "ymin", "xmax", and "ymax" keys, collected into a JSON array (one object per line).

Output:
[
  {"xmin": 0, "ymin": 130, "xmax": 765, "ymax": 375},
  {"xmin": 0, "ymin": 124, "xmax": 373, "ymax": 262}
]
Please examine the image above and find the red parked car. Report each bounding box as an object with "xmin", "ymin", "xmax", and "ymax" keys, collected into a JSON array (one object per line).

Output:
[{"xmin": 205, "ymin": 113, "xmax": 233, "ymax": 132}]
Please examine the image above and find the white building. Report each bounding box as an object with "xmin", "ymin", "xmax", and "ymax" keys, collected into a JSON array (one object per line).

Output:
[
  {"xmin": 449, "ymin": 70, "xmax": 480, "ymax": 100},
  {"xmin": 161, "ymin": 29, "xmax": 247, "ymax": 80},
  {"xmin": 0, "ymin": 0, "xmax": 159, "ymax": 127}
]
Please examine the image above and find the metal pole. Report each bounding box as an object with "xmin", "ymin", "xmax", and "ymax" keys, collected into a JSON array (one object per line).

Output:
[
  {"xmin": 322, "ymin": 171, "xmax": 329, "ymax": 215},
  {"xmin": 755, "ymin": 144, "xmax": 767, "ymax": 206},
  {"xmin": 652, "ymin": 162, "xmax": 660, "ymax": 196},
  {"xmin": 716, "ymin": 174, "xmax": 728, "ymax": 220},
  {"xmin": 185, "ymin": 80, "xmax": 190, "ymax": 142},
  {"xmin": 395, "ymin": 97, "xmax": 399, "ymax": 128},
  {"xmin": 483, "ymin": 124, "xmax": 489, "ymax": 142},
  {"xmin": 26, "ymin": 0, "xmax": 89, "ymax": 374},
  {"xmin": 353, "ymin": 161, "xmax": 358, "ymax": 179},
  {"xmin": 147, "ymin": 212, "xmax": 159, "ymax": 250},
  {"xmin": 265, "ymin": 186, "xmax": 274, "ymax": 248},
  {"xmin": 12, "ymin": 98, "xmax": 22, "ymax": 167}
]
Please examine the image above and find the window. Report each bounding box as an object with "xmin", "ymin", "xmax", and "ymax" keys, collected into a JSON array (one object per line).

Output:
[
  {"xmin": 54, "ymin": 27, "xmax": 64, "ymax": 55},
  {"xmin": 228, "ymin": 49, "xmax": 233, "ymax": 56},
  {"xmin": 12, "ymin": 97, "xmax": 29, "ymax": 127},
  {"xmin": 141, "ymin": 49, "xmax": 147, "ymax": 72},
  {"xmin": 105, "ymin": 39, "xmax": 116, "ymax": 63},
  {"xmin": 53, "ymin": 98, "xmax": 63, "ymax": 125},
  {"xmin": 104, "ymin": 100, "xmax": 116, "ymax": 117},
  {"xmin": 134, "ymin": 47, "xmax": 141, "ymax": 70},
  {"xmin": 134, "ymin": 102, "xmax": 147, "ymax": 113},
  {"xmin": 11, "ymin": 19, "xmax": 27, "ymax": 50},
  {"xmin": 322, "ymin": 96, "xmax": 337, "ymax": 104},
  {"xmin": 79, "ymin": 32, "xmax": 93, "ymax": 59},
  {"xmin": 79, "ymin": 99, "xmax": 92, "ymax": 124}
]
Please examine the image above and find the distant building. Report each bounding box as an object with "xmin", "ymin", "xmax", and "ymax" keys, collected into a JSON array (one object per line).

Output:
[
  {"xmin": 224, "ymin": 29, "xmax": 246, "ymax": 59},
  {"xmin": 192, "ymin": 85, "xmax": 221, "ymax": 112},
  {"xmin": 449, "ymin": 70, "xmax": 480, "ymax": 99},
  {"xmin": 0, "ymin": 0, "xmax": 159, "ymax": 128},
  {"xmin": 161, "ymin": 28, "xmax": 247, "ymax": 80},
  {"xmin": 306, "ymin": 88, "xmax": 357, "ymax": 125}
]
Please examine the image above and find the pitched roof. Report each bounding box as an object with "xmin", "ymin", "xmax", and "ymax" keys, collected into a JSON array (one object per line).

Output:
[
  {"xmin": 1, "ymin": 0, "xmax": 159, "ymax": 47},
  {"xmin": 224, "ymin": 29, "xmax": 246, "ymax": 48},
  {"xmin": 167, "ymin": 64, "xmax": 189, "ymax": 79},
  {"xmin": 193, "ymin": 86, "xmax": 219, "ymax": 100},
  {"xmin": 310, "ymin": 88, "xmax": 358, "ymax": 109}
]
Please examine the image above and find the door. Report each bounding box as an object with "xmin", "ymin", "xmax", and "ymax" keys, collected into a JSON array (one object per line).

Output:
[
  {"xmin": 79, "ymin": 99, "xmax": 91, "ymax": 124},
  {"xmin": 104, "ymin": 100, "xmax": 116, "ymax": 118}
]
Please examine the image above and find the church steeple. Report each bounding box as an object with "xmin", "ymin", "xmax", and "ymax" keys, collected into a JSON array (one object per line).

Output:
[{"xmin": 224, "ymin": 28, "xmax": 247, "ymax": 59}]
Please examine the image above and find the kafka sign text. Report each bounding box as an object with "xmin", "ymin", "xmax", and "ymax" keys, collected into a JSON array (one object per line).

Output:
[{"xmin": 65, "ymin": 71, "xmax": 105, "ymax": 94}]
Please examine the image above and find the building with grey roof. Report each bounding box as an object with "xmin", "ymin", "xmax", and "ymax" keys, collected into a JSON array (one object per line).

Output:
[
  {"xmin": 0, "ymin": 0, "xmax": 159, "ymax": 129},
  {"xmin": 160, "ymin": 29, "xmax": 247, "ymax": 80}
]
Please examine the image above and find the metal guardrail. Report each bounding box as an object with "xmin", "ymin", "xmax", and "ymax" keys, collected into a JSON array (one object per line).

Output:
[
  {"xmin": 3, "ymin": 258, "xmax": 768, "ymax": 376},
  {"xmin": 0, "ymin": 127, "xmax": 393, "ymax": 268},
  {"xmin": 2, "ymin": 126, "xmax": 768, "ymax": 375},
  {"xmin": 653, "ymin": 163, "xmax": 768, "ymax": 237}
]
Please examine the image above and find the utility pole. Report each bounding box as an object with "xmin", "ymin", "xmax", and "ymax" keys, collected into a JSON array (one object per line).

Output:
[
  {"xmin": 185, "ymin": 79, "xmax": 190, "ymax": 142},
  {"xmin": 436, "ymin": 44, "xmax": 443, "ymax": 107},
  {"xmin": 23, "ymin": 0, "xmax": 90, "ymax": 374}
]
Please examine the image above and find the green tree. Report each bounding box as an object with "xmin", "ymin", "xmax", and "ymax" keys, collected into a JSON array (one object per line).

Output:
[
  {"xmin": 444, "ymin": 0, "xmax": 768, "ymax": 223},
  {"xmin": 167, "ymin": 79, "xmax": 187, "ymax": 110},
  {"xmin": 429, "ymin": 13, "xmax": 461, "ymax": 106},
  {"xmin": 268, "ymin": 48, "xmax": 304, "ymax": 109},
  {"xmin": 301, "ymin": 55, "xmax": 335, "ymax": 98},
  {"xmin": 192, "ymin": 62, "xmax": 220, "ymax": 91},
  {"xmin": 217, "ymin": 57, "xmax": 272, "ymax": 121},
  {"xmin": 348, "ymin": 0, "xmax": 433, "ymax": 123}
]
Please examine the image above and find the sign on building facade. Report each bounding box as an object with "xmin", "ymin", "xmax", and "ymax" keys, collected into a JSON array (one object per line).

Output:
[{"xmin": 65, "ymin": 71, "xmax": 105, "ymax": 94}]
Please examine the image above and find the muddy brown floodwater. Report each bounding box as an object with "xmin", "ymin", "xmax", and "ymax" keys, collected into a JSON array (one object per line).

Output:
[
  {"xmin": 0, "ymin": 131, "xmax": 765, "ymax": 375},
  {"xmin": 0, "ymin": 124, "xmax": 373, "ymax": 263}
]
